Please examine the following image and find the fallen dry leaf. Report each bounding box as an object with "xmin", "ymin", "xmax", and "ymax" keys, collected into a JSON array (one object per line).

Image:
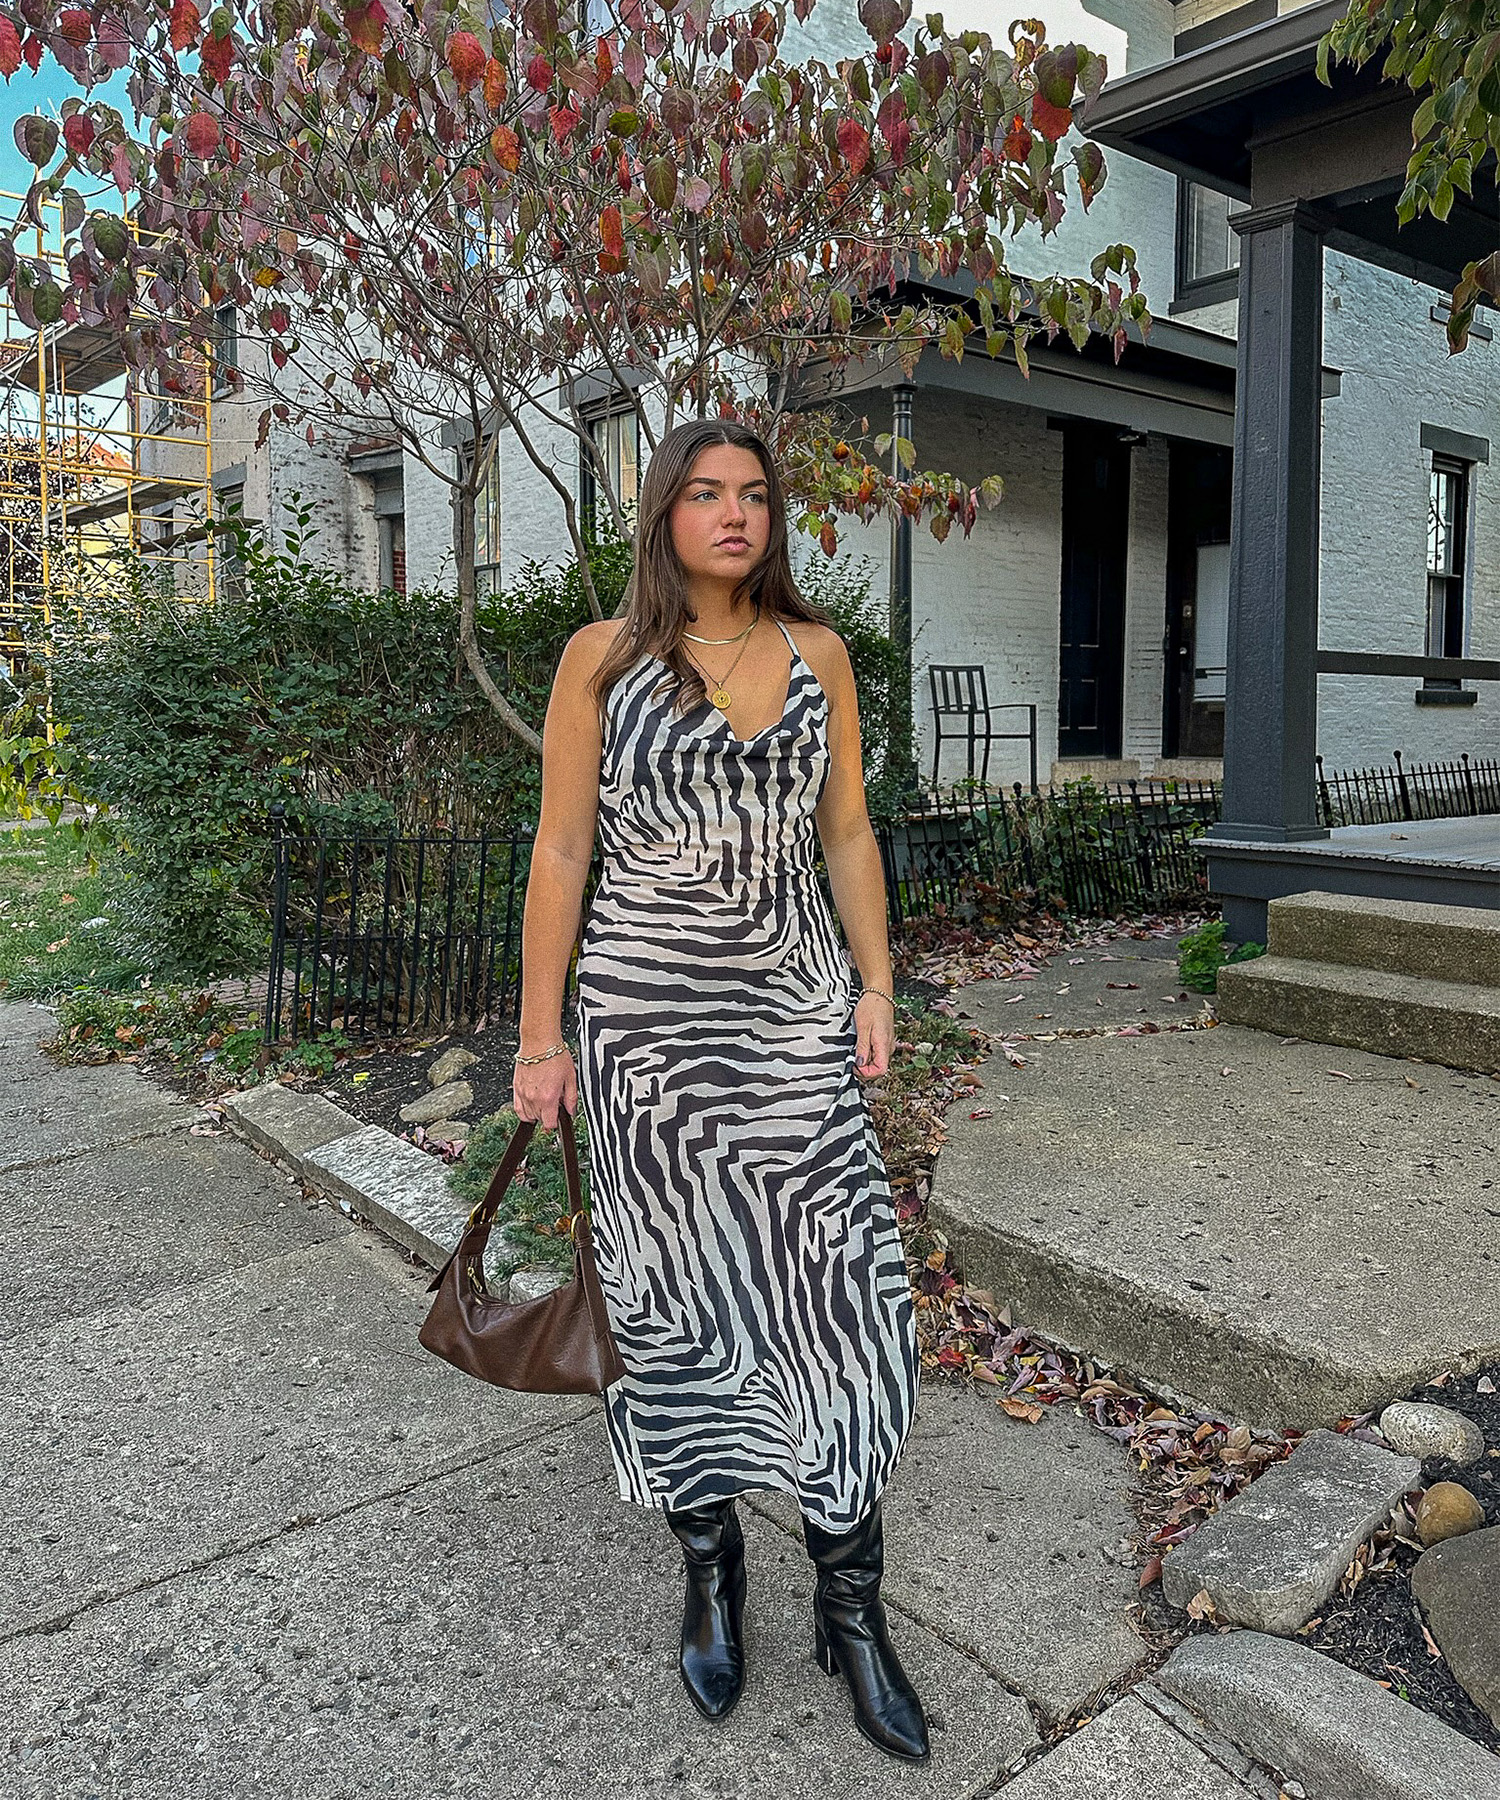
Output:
[{"xmin": 998, "ymin": 1396, "xmax": 1044, "ymax": 1424}]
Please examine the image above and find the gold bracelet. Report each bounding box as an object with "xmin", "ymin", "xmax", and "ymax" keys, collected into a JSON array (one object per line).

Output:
[
  {"xmin": 515, "ymin": 1042, "xmax": 569, "ymax": 1066},
  {"xmin": 859, "ymin": 986, "xmax": 896, "ymax": 1007}
]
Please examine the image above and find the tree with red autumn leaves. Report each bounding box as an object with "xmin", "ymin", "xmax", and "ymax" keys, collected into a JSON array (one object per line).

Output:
[{"xmin": 1, "ymin": 0, "xmax": 1146, "ymax": 752}]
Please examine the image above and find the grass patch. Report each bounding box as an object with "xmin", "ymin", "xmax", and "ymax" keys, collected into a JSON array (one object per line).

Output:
[{"xmin": 0, "ymin": 819, "xmax": 146, "ymax": 1001}]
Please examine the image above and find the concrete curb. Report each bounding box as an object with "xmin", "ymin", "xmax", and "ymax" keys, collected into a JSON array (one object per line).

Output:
[
  {"xmin": 220, "ymin": 1081, "xmax": 566, "ymax": 1302},
  {"xmin": 1154, "ymin": 1630, "xmax": 1500, "ymax": 1800}
]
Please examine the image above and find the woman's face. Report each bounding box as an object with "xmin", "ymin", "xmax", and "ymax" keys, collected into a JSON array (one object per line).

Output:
[{"xmin": 668, "ymin": 444, "xmax": 773, "ymax": 588}]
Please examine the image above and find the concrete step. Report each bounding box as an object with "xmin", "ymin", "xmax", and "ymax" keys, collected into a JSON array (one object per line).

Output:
[
  {"xmin": 1216, "ymin": 954, "xmax": 1500, "ymax": 1074},
  {"xmin": 926, "ymin": 1017, "xmax": 1500, "ymax": 1431},
  {"xmin": 1265, "ymin": 889, "xmax": 1500, "ymax": 988}
]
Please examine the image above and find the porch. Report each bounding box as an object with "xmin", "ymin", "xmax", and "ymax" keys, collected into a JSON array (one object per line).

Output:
[{"xmin": 1086, "ymin": 0, "xmax": 1500, "ymax": 936}]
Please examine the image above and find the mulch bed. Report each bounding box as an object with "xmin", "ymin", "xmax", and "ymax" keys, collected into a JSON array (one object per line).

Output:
[{"xmin": 1297, "ymin": 1365, "xmax": 1500, "ymax": 1754}]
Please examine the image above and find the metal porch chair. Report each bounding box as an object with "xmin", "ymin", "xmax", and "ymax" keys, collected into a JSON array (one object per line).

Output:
[{"xmin": 926, "ymin": 665, "xmax": 1039, "ymax": 790}]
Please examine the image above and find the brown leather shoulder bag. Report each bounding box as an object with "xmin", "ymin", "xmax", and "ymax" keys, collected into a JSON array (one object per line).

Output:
[{"xmin": 418, "ymin": 1101, "xmax": 626, "ymax": 1394}]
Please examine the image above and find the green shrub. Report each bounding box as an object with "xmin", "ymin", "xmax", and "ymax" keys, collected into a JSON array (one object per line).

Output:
[
  {"xmin": 19, "ymin": 492, "xmax": 899, "ymax": 983},
  {"xmin": 1178, "ymin": 920, "xmax": 1265, "ymax": 993},
  {"xmin": 21, "ymin": 497, "xmax": 633, "ymax": 980},
  {"xmin": 792, "ymin": 552, "xmax": 905, "ymax": 823}
]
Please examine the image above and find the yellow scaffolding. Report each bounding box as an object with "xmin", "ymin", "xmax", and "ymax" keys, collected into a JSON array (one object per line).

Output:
[{"xmin": 0, "ymin": 189, "xmax": 217, "ymax": 695}]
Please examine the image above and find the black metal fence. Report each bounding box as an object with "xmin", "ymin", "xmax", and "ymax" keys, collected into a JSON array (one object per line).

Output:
[
  {"xmin": 262, "ymin": 752, "xmax": 1500, "ymax": 1042},
  {"xmin": 263, "ymin": 813, "xmax": 539, "ymax": 1045},
  {"xmin": 876, "ymin": 778, "xmax": 1221, "ymax": 922},
  {"xmin": 1316, "ymin": 751, "xmax": 1500, "ymax": 827}
]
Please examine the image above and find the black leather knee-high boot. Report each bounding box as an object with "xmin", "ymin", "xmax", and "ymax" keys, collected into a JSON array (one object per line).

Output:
[
  {"xmin": 663, "ymin": 1497, "xmax": 748, "ymax": 1720},
  {"xmin": 802, "ymin": 1499, "xmax": 929, "ymax": 1762}
]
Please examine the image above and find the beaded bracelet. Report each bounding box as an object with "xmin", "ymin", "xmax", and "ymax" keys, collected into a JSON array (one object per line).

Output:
[
  {"xmin": 859, "ymin": 986, "xmax": 896, "ymax": 1007},
  {"xmin": 515, "ymin": 1042, "xmax": 570, "ymax": 1066}
]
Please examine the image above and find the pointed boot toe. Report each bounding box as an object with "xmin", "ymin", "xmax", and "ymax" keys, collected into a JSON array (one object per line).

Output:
[
  {"xmin": 665, "ymin": 1498, "xmax": 748, "ymax": 1722},
  {"xmin": 680, "ymin": 1640, "xmax": 745, "ymax": 1719},
  {"xmin": 804, "ymin": 1501, "xmax": 932, "ymax": 1764}
]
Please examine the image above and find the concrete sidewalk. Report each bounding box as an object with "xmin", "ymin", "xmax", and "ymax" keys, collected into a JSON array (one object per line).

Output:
[
  {"xmin": 0, "ymin": 999, "xmax": 1146, "ymax": 1799},
  {"xmin": 935, "ymin": 936, "xmax": 1500, "ymax": 1427},
  {"xmin": 6, "ymin": 998, "xmax": 1494, "ymax": 1799}
]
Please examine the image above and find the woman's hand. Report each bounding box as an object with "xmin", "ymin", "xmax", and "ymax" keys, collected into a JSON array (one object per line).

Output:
[
  {"xmin": 513, "ymin": 1046, "xmax": 579, "ymax": 1130},
  {"xmin": 853, "ymin": 992, "xmax": 897, "ymax": 1080}
]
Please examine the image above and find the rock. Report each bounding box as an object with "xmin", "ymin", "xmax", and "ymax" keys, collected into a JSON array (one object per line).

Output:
[
  {"xmin": 1160, "ymin": 1429, "xmax": 1420, "ymax": 1635},
  {"xmin": 399, "ymin": 1080, "xmax": 473, "ymax": 1125},
  {"xmin": 1412, "ymin": 1525, "xmax": 1500, "ymax": 1730},
  {"xmin": 419, "ymin": 1120, "xmax": 470, "ymax": 1145},
  {"xmin": 1415, "ymin": 1481, "xmax": 1486, "ymax": 1546},
  {"xmin": 1156, "ymin": 1628, "xmax": 1500, "ymax": 1800},
  {"xmin": 428, "ymin": 1046, "xmax": 478, "ymax": 1088},
  {"xmin": 1378, "ymin": 1401, "xmax": 1487, "ymax": 1467}
]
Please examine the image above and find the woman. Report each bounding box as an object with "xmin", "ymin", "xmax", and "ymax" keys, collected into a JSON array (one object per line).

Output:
[{"xmin": 512, "ymin": 418, "xmax": 926, "ymax": 1762}]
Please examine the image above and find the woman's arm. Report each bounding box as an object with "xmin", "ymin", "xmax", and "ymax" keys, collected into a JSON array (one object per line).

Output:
[
  {"xmin": 514, "ymin": 622, "xmax": 615, "ymax": 1127},
  {"xmin": 806, "ymin": 628, "xmax": 898, "ymax": 1081}
]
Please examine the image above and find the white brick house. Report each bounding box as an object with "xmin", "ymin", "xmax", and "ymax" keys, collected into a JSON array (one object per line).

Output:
[{"xmin": 218, "ymin": 0, "xmax": 1499, "ymax": 791}]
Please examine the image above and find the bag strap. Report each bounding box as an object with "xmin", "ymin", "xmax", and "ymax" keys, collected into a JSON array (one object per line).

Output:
[{"xmin": 425, "ymin": 1101, "xmax": 584, "ymax": 1293}]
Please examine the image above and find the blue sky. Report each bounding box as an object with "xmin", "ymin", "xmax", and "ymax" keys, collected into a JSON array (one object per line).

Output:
[{"xmin": 1, "ymin": 59, "xmax": 134, "ymax": 209}]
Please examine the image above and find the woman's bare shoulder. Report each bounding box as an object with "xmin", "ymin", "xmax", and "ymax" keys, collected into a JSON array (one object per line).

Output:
[
  {"xmin": 779, "ymin": 618, "xmax": 853, "ymax": 687},
  {"xmin": 558, "ymin": 618, "xmax": 633, "ymax": 684}
]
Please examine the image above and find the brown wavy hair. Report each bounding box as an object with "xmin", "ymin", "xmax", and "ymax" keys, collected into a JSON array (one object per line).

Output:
[{"xmin": 586, "ymin": 417, "xmax": 835, "ymax": 728}]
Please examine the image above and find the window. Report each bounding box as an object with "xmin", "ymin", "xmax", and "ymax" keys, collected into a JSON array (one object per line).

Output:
[
  {"xmin": 211, "ymin": 302, "xmax": 238, "ymax": 397},
  {"xmin": 580, "ymin": 404, "xmax": 640, "ymax": 538},
  {"xmin": 215, "ymin": 485, "xmax": 247, "ymax": 603},
  {"xmin": 1176, "ymin": 181, "xmax": 1248, "ymax": 307},
  {"xmin": 1425, "ymin": 455, "xmax": 1471, "ymax": 692},
  {"xmin": 473, "ymin": 436, "xmax": 501, "ymax": 597}
]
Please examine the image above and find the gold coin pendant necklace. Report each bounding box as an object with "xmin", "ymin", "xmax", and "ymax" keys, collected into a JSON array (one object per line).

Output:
[{"xmin": 686, "ymin": 605, "xmax": 760, "ymax": 710}]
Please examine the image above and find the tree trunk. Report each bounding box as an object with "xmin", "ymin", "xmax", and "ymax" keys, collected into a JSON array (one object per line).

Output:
[{"xmin": 450, "ymin": 462, "xmax": 542, "ymax": 755}]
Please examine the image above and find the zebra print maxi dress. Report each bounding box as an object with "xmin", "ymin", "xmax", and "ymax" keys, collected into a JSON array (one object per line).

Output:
[{"xmin": 573, "ymin": 614, "xmax": 920, "ymax": 1534}]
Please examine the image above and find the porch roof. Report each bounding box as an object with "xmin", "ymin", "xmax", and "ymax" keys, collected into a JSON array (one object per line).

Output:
[
  {"xmin": 801, "ymin": 274, "xmax": 1332, "ymax": 448},
  {"xmin": 1084, "ymin": 0, "xmax": 1500, "ymax": 294}
]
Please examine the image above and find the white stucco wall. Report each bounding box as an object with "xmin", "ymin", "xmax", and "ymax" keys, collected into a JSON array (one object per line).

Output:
[
  {"xmin": 1317, "ymin": 251, "xmax": 1498, "ymax": 767},
  {"xmin": 401, "ymin": 440, "xmax": 459, "ymax": 593}
]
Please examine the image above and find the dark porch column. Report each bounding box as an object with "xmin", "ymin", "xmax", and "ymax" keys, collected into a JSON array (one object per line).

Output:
[
  {"xmin": 1206, "ymin": 200, "xmax": 1330, "ymax": 936},
  {"xmin": 888, "ymin": 381, "xmax": 919, "ymax": 801}
]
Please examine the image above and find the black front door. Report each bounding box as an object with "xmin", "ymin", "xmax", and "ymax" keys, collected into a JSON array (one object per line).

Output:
[
  {"xmin": 1058, "ymin": 425, "xmax": 1131, "ymax": 759},
  {"xmin": 1163, "ymin": 441, "xmax": 1233, "ymax": 759}
]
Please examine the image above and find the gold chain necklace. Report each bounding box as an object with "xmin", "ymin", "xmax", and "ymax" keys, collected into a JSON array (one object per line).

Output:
[
  {"xmin": 683, "ymin": 606, "xmax": 760, "ymax": 709},
  {"xmin": 683, "ymin": 613, "xmax": 758, "ymax": 645}
]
